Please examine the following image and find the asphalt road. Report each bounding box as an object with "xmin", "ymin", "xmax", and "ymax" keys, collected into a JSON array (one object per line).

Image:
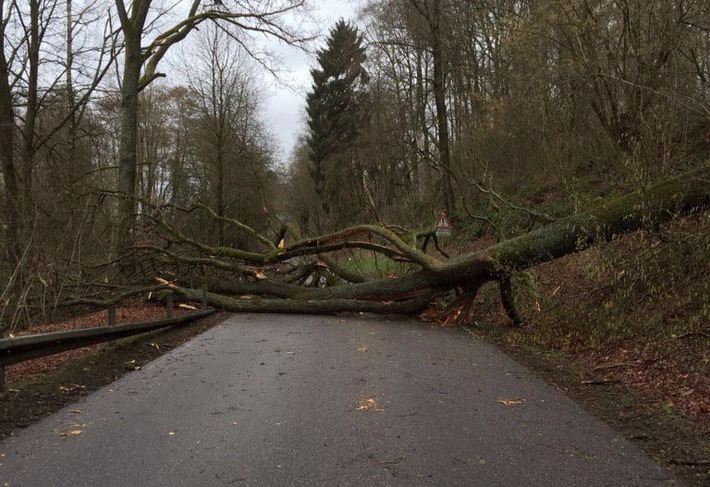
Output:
[{"xmin": 0, "ymin": 314, "xmax": 681, "ymax": 486}]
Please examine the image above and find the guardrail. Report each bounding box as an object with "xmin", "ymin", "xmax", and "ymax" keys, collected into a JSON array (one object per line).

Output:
[{"xmin": 0, "ymin": 296, "xmax": 215, "ymax": 392}]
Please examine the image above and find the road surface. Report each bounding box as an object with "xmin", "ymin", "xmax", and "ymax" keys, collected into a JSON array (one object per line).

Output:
[{"xmin": 0, "ymin": 314, "xmax": 681, "ymax": 486}]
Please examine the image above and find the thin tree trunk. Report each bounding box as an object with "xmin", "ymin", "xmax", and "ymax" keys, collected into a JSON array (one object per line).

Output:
[
  {"xmin": 22, "ymin": 0, "xmax": 40, "ymax": 213},
  {"xmin": 429, "ymin": 0, "xmax": 455, "ymax": 216},
  {"xmin": 0, "ymin": 3, "xmax": 21, "ymax": 260}
]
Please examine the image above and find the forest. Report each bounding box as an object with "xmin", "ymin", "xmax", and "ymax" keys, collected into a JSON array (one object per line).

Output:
[{"xmin": 0, "ymin": 0, "xmax": 708, "ymax": 332}]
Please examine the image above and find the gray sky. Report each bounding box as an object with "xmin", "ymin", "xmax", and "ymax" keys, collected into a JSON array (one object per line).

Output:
[{"xmin": 263, "ymin": 0, "xmax": 364, "ymax": 165}]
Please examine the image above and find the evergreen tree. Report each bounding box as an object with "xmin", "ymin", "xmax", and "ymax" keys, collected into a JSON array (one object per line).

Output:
[{"xmin": 306, "ymin": 20, "xmax": 369, "ymax": 220}]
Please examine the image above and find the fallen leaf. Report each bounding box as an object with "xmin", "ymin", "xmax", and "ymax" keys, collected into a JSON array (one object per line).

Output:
[
  {"xmin": 497, "ymin": 399, "xmax": 524, "ymax": 406},
  {"xmin": 178, "ymin": 303, "xmax": 197, "ymax": 310},
  {"xmin": 59, "ymin": 429, "xmax": 82, "ymax": 437},
  {"xmin": 357, "ymin": 346, "xmax": 368, "ymax": 353},
  {"xmin": 356, "ymin": 398, "xmax": 383, "ymax": 412},
  {"xmin": 168, "ymin": 431, "xmax": 176, "ymax": 436},
  {"xmin": 418, "ymin": 306, "xmax": 438, "ymax": 322}
]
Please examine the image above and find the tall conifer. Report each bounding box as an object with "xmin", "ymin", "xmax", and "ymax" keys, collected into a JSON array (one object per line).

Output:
[{"xmin": 306, "ymin": 20, "xmax": 369, "ymax": 218}]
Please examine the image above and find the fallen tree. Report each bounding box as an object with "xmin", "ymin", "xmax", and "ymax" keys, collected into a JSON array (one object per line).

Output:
[{"xmin": 148, "ymin": 166, "xmax": 708, "ymax": 325}]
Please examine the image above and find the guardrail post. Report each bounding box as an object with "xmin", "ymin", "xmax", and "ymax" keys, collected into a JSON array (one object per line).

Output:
[
  {"xmin": 201, "ymin": 284, "xmax": 207, "ymax": 310},
  {"xmin": 108, "ymin": 306, "xmax": 116, "ymax": 326},
  {"xmin": 166, "ymin": 291, "xmax": 174, "ymax": 319}
]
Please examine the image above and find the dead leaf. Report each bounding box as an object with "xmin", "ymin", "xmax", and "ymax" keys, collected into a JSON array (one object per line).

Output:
[
  {"xmin": 356, "ymin": 398, "xmax": 383, "ymax": 412},
  {"xmin": 168, "ymin": 431, "xmax": 176, "ymax": 436},
  {"xmin": 357, "ymin": 346, "xmax": 368, "ymax": 353},
  {"xmin": 497, "ymin": 399, "xmax": 524, "ymax": 406},
  {"xmin": 59, "ymin": 429, "xmax": 82, "ymax": 437},
  {"xmin": 178, "ymin": 303, "xmax": 197, "ymax": 310},
  {"xmin": 418, "ymin": 308, "xmax": 438, "ymax": 322}
]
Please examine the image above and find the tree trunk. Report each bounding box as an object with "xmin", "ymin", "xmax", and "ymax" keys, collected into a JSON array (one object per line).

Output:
[
  {"xmin": 171, "ymin": 166, "xmax": 709, "ymax": 317},
  {"xmin": 429, "ymin": 0, "xmax": 455, "ymax": 216},
  {"xmin": 0, "ymin": 8, "xmax": 21, "ymax": 260},
  {"xmin": 116, "ymin": 29, "xmax": 143, "ymax": 253},
  {"xmin": 22, "ymin": 0, "xmax": 40, "ymax": 213}
]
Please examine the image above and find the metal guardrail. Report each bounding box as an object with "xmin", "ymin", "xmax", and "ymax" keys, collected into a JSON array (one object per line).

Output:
[{"xmin": 0, "ymin": 306, "xmax": 215, "ymax": 391}]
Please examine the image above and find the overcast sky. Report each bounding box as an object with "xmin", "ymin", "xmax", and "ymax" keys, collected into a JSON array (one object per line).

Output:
[{"xmin": 263, "ymin": 0, "xmax": 365, "ymax": 166}]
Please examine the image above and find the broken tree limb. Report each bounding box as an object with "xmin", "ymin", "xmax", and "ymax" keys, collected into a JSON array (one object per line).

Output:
[
  {"xmin": 499, "ymin": 275, "xmax": 526, "ymax": 327},
  {"xmin": 287, "ymin": 224, "xmax": 441, "ymax": 270}
]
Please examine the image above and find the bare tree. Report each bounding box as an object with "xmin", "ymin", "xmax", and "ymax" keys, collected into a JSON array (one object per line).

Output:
[{"xmin": 112, "ymin": 0, "xmax": 308, "ymax": 254}]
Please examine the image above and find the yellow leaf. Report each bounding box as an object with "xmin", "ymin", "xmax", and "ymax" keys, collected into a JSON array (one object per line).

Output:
[
  {"xmin": 356, "ymin": 398, "xmax": 383, "ymax": 412},
  {"xmin": 497, "ymin": 399, "xmax": 523, "ymax": 406},
  {"xmin": 277, "ymin": 238, "xmax": 285, "ymax": 250},
  {"xmin": 59, "ymin": 429, "xmax": 82, "ymax": 437}
]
